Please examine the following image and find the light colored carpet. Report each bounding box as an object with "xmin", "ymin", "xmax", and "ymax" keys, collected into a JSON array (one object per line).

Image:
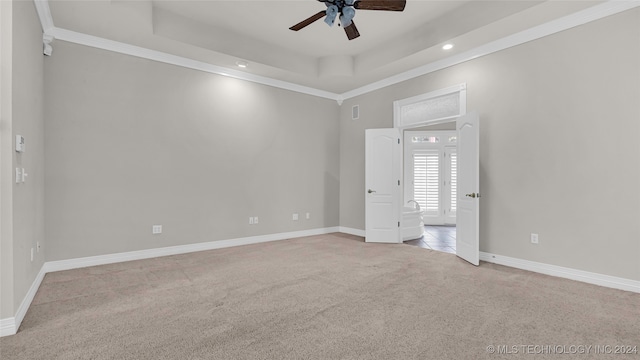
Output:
[{"xmin": 1, "ymin": 233, "xmax": 638, "ymax": 359}]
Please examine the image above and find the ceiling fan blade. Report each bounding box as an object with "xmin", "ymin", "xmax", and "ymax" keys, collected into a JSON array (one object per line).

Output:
[
  {"xmin": 354, "ymin": 0, "xmax": 406, "ymax": 11},
  {"xmin": 289, "ymin": 11, "xmax": 327, "ymax": 31},
  {"xmin": 344, "ymin": 22, "xmax": 360, "ymax": 40}
]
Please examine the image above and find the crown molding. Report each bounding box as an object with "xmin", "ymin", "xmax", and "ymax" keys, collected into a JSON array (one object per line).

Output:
[
  {"xmin": 33, "ymin": 0, "xmax": 53, "ymax": 33},
  {"xmin": 340, "ymin": 0, "xmax": 640, "ymax": 100},
  {"xmin": 47, "ymin": 27, "xmax": 341, "ymax": 102},
  {"xmin": 32, "ymin": 0, "xmax": 640, "ymax": 103}
]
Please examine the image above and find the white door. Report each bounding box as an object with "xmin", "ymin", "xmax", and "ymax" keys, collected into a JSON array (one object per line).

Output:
[
  {"xmin": 365, "ymin": 128, "xmax": 401, "ymax": 243},
  {"xmin": 456, "ymin": 113, "xmax": 480, "ymax": 265}
]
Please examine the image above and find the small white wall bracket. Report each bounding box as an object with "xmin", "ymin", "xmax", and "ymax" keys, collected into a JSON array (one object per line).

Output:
[
  {"xmin": 15, "ymin": 135, "xmax": 25, "ymax": 152},
  {"xmin": 43, "ymin": 34, "xmax": 54, "ymax": 56}
]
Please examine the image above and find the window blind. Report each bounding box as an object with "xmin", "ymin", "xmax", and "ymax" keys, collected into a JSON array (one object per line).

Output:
[
  {"xmin": 413, "ymin": 151, "xmax": 439, "ymax": 214},
  {"xmin": 450, "ymin": 152, "xmax": 457, "ymax": 213}
]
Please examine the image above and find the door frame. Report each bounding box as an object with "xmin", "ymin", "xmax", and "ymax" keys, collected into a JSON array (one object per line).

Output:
[
  {"xmin": 393, "ymin": 83, "xmax": 467, "ymax": 129},
  {"xmin": 392, "ymin": 83, "xmax": 467, "ymax": 247}
]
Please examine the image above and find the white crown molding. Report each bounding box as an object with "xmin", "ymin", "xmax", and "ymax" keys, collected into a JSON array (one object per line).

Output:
[
  {"xmin": 340, "ymin": 0, "xmax": 640, "ymax": 100},
  {"xmin": 480, "ymin": 252, "xmax": 640, "ymax": 294},
  {"xmin": 47, "ymin": 27, "xmax": 341, "ymax": 102},
  {"xmin": 33, "ymin": 0, "xmax": 54, "ymax": 33},
  {"xmin": 33, "ymin": 0, "xmax": 639, "ymax": 103}
]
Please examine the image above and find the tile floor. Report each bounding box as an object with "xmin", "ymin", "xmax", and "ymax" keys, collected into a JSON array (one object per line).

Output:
[{"xmin": 404, "ymin": 225, "xmax": 456, "ymax": 254}]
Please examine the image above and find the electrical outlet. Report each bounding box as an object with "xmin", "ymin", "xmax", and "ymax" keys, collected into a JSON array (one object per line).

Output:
[
  {"xmin": 249, "ymin": 217, "xmax": 254, "ymax": 225},
  {"xmin": 152, "ymin": 225, "xmax": 162, "ymax": 234},
  {"xmin": 306, "ymin": 212, "xmax": 310, "ymax": 220},
  {"xmin": 254, "ymin": 217, "xmax": 259, "ymax": 224},
  {"xmin": 292, "ymin": 213, "xmax": 299, "ymax": 221},
  {"xmin": 531, "ymin": 233, "xmax": 539, "ymax": 244}
]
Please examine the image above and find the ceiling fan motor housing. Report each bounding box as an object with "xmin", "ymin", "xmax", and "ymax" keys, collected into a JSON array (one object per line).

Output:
[{"xmin": 321, "ymin": 0, "xmax": 356, "ymax": 10}]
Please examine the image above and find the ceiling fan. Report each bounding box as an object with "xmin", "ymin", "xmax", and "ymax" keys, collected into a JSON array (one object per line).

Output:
[{"xmin": 289, "ymin": 0, "xmax": 407, "ymax": 40}]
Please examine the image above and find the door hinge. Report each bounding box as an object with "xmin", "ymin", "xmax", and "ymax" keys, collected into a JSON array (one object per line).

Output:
[
  {"xmin": 398, "ymin": 180, "xmax": 400, "ymax": 186},
  {"xmin": 398, "ymin": 139, "xmax": 400, "ymax": 144},
  {"xmin": 398, "ymin": 221, "xmax": 400, "ymax": 227}
]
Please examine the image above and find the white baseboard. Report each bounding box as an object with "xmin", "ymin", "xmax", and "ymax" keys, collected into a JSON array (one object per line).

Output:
[
  {"xmin": 2, "ymin": 227, "xmax": 339, "ymax": 337},
  {"xmin": 4, "ymin": 231, "xmax": 637, "ymax": 338},
  {"xmin": 338, "ymin": 227, "xmax": 365, "ymax": 237},
  {"xmin": 45, "ymin": 227, "xmax": 339, "ymax": 273},
  {"xmin": 0, "ymin": 317, "xmax": 16, "ymax": 337},
  {"xmin": 14, "ymin": 266, "xmax": 47, "ymax": 331},
  {"xmin": 0, "ymin": 265, "xmax": 46, "ymax": 337},
  {"xmin": 480, "ymin": 252, "xmax": 640, "ymax": 294}
]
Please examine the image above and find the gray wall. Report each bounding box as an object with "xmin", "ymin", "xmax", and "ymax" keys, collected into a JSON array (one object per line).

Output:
[
  {"xmin": 0, "ymin": 0, "xmax": 46, "ymax": 319},
  {"xmin": 340, "ymin": 9, "xmax": 640, "ymax": 281},
  {"xmin": 0, "ymin": 0, "xmax": 14, "ymax": 320},
  {"xmin": 44, "ymin": 41, "xmax": 340, "ymax": 261}
]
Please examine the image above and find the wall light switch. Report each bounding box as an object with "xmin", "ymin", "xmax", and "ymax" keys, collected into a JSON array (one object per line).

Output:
[
  {"xmin": 292, "ymin": 213, "xmax": 299, "ymax": 221},
  {"xmin": 306, "ymin": 213, "xmax": 310, "ymax": 220},
  {"xmin": 15, "ymin": 168, "xmax": 22, "ymax": 183},
  {"xmin": 249, "ymin": 217, "xmax": 254, "ymax": 225},
  {"xmin": 254, "ymin": 217, "xmax": 259, "ymax": 224}
]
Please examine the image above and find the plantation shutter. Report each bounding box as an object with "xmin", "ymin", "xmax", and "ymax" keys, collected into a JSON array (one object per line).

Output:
[
  {"xmin": 413, "ymin": 150, "xmax": 439, "ymax": 215},
  {"xmin": 450, "ymin": 151, "xmax": 457, "ymax": 214}
]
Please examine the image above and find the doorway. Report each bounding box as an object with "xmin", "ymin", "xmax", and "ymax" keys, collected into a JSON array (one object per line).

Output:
[
  {"xmin": 365, "ymin": 83, "xmax": 479, "ymax": 265},
  {"xmin": 403, "ymin": 126, "xmax": 457, "ymax": 254}
]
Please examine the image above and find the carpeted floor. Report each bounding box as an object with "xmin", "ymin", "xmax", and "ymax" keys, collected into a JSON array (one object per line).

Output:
[{"xmin": 1, "ymin": 233, "xmax": 638, "ymax": 359}]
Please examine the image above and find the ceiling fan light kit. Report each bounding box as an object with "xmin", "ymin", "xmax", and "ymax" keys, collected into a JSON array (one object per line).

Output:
[
  {"xmin": 324, "ymin": 5, "xmax": 339, "ymax": 26},
  {"xmin": 290, "ymin": 0, "xmax": 406, "ymax": 40}
]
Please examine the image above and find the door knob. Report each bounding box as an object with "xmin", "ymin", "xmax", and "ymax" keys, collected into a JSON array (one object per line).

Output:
[
  {"xmin": 368, "ymin": 189, "xmax": 376, "ymax": 194},
  {"xmin": 465, "ymin": 193, "xmax": 477, "ymax": 198}
]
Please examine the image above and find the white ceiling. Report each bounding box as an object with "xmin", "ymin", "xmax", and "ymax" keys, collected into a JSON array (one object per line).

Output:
[{"xmin": 46, "ymin": 0, "xmax": 606, "ymax": 94}]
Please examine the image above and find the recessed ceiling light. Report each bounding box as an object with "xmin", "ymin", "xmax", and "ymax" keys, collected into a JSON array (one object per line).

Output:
[
  {"xmin": 442, "ymin": 44, "xmax": 454, "ymax": 50},
  {"xmin": 236, "ymin": 61, "xmax": 248, "ymax": 68}
]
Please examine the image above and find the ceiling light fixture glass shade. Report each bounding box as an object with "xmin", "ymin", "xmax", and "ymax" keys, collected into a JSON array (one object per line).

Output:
[
  {"xmin": 340, "ymin": 6, "xmax": 355, "ymax": 27},
  {"xmin": 324, "ymin": 5, "xmax": 339, "ymax": 26}
]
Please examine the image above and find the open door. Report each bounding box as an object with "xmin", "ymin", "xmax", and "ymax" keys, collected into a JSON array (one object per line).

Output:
[
  {"xmin": 456, "ymin": 112, "xmax": 480, "ymax": 265},
  {"xmin": 365, "ymin": 128, "xmax": 402, "ymax": 243}
]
